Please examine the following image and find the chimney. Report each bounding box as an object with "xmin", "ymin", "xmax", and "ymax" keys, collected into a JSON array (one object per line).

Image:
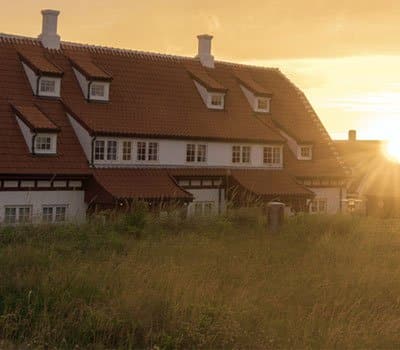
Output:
[
  {"xmin": 196, "ymin": 34, "xmax": 214, "ymax": 68},
  {"xmin": 38, "ymin": 9, "xmax": 61, "ymax": 49},
  {"xmin": 348, "ymin": 129, "xmax": 357, "ymax": 141}
]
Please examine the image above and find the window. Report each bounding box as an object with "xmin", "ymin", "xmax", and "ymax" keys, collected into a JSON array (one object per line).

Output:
[
  {"xmin": 186, "ymin": 144, "xmax": 196, "ymax": 162},
  {"xmin": 137, "ymin": 142, "xmax": 146, "ymax": 161},
  {"xmin": 193, "ymin": 202, "xmax": 214, "ymax": 216},
  {"xmin": 122, "ymin": 141, "xmax": 132, "ymax": 161},
  {"xmin": 42, "ymin": 205, "xmax": 67, "ymax": 223},
  {"xmin": 242, "ymin": 146, "xmax": 251, "ymax": 163},
  {"xmin": 186, "ymin": 144, "xmax": 207, "ymax": 163},
  {"xmin": 232, "ymin": 145, "xmax": 251, "ymax": 164},
  {"xmin": 137, "ymin": 141, "xmax": 159, "ymax": 162},
  {"xmin": 232, "ymin": 146, "xmax": 241, "ymax": 163},
  {"xmin": 90, "ymin": 83, "xmax": 105, "ymax": 97},
  {"xmin": 148, "ymin": 142, "xmax": 159, "ymax": 161},
  {"xmin": 94, "ymin": 140, "xmax": 105, "ymax": 160},
  {"xmin": 107, "ymin": 140, "xmax": 117, "ymax": 161},
  {"xmin": 299, "ymin": 146, "xmax": 312, "ymax": 160},
  {"xmin": 310, "ymin": 199, "xmax": 327, "ymax": 214},
  {"xmin": 35, "ymin": 136, "xmax": 52, "ymax": 151},
  {"xmin": 255, "ymin": 97, "xmax": 270, "ymax": 112},
  {"xmin": 263, "ymin": 146, "xmax": 282, "ymax": 167},
  {"xmin": 208, "ymin": 93, "xmax": 224, "ymax": 109},
  {"xmin": 4, "ymin": 206, "xmax": 31, "ymax": 224},
  {"xmin": 40, "ymin": 79, "xmax": 56, "ymax": 93}
]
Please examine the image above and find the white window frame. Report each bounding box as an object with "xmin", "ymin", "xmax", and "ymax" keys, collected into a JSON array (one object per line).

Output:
[
  {"xmin": 89, "ymin": 82, "xmax": 110, "ymax": 101},
  {"xmin": 232, "ymin": 145, "xmax": 252, "ymax": 164},
  {"xmin": 42, "ymin": 205, "xmax": 68, "ymax": 223},
  {"xmin": 298, "ymin": 145, "xmax": 313, "ymax": 160},
  {"xmin": 122, "ymin": 140, "xmax": 133, "ymax": 161},
  {"xmin": 38, "ymin": 77, "xmax": 61, "ymax": 97},
  {"xmin": 186, "ymin": 144, "xmax": 208, "ymax": 163},
  {"xmin": 207, "ymin": 92, "xmax": 225, "ymax": 110},
  {"xmin": 3, "ymin": 206, "xmax": 32, "ymax": 225},
  {"xmin": 254, "ymin": 97, "xmax": 271, "ymax": 113},
  {"xmin": 34, "ymin": 133, "xmax": 57, "ymax": 154},
  {"xmin": 310, "ymin": 198, "xmax": 327, "ymax": 214},
  {"xmin": 94, "ymin": 138, "xmax": 119, "ymax": 163},
  {"xmin": 263, "ymin": 145, "xmax": 283, "ymax": 168},
  {"xmin": 136, "ymin": 141, "xmax": 159, "ymax": 163}
]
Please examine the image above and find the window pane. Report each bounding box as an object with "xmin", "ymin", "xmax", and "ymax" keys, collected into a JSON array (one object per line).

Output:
[
  {"xmin": 35, "ymin": 136, "xmax": 52, "ymax": 151},
  {"xmin": 94, "ymin": 140, "xmax": 105, "ymax": 160},
  {"xmin": 197, "ymin": 145, "xmax": 207, "ymax": 162},
  {"xmin": 137, "ymin": 142, "xmax": 146, "ymax": 161},
  {"xmin": 4, "ymin": 207, "xmax": 16, "ymax": 224},
  {"xmin": 301, "ymin": 146, "xmax": 311, "ymax": 158},
  {"xmin": 18, "ymin": 207, "xmax": 31, "ymax": 223},
  {"xmin": 242, "ymin": 146, "xmax": 251, "ymax": 163},
  {"xmin": 42, "ymin": 207, "xmax": 53, "ymax": 223},
  {"xmin": 107, "ymin": 140, "xmax": 117, "ymax": 160},
  {"xmin": 263, "ymin": 147, "xmax": 272, "ymax": 164},
  {"xmin": 186, "ymin": 144, "xmax": 196, "ymax": 162},
  {"xmin": 122, "ymin": 141, "xmax": 132, "ymax": 161},
  {"xmin": 273, "ymin": 147, "xmax": 281, "ymax": 164},
  {"xmin": 91, "ymin": 84, "xmax": 105, "ymax": 97},
  {"xmin": 257, "ymin": 98, "xmax": 269, "ymax": 110},
  {"xmin": 40, "ymin": 79, "xmax": 55, "ymax": 93},
  {"xmin": 148, "ymin": 142, "xmax": 159, "ymax": 161},
  {"xmin": 232, "ymin": 146, "xmax": 241, "ymax": 163},
  {"xmin": 211, "ymin": 94, "xmax": 223, "ymax": 106},
  {"xmin": 55, "ymin": 207, "xmax": 66, "ymax": 222}
]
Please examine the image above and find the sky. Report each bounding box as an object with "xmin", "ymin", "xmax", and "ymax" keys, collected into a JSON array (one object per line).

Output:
[{"xmin": 2, "ymin": 0, "xmax": 400, "ymax": 140}]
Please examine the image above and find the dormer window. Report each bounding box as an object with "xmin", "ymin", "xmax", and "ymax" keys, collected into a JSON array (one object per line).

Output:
[
  {"xmin": 209, "ymin": 93, "xmax": 224, "ymax": 109},
  {"xmin": 38, "ymin": 77, "xmax": 61, "ymax": 97},
  {"xmin": 255, "ymin": 97, "xmax": 271, "ymax": 113},
  {"xmin": 68, "ymin": 54, "xmax": 112, "ymax": 102},
  {"xmin": 298, "ymin": 145, "xmax": 313, "ymax": 160},
  {"xmin": 12, "ymin": 105, "xmax": 60, "ymax": 155}
]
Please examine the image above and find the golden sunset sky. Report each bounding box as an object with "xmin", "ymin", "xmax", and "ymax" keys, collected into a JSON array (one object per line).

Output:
[{"xmin": 2, "ymin": 0, "xmax": 400, "ymax": 140}]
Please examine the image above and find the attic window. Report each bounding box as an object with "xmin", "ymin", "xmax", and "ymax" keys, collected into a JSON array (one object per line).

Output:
[
  {"xmin": 40, "ymin": 79, "xmax": 56, "ymax": 93},
  {"xmin": 34, "ymin": 134, "xmax": 57, "ymax": 154},
  {"xmin": 299, "ymin": 145, "xmax": 313, "ymax": 160},
  {"xmin": 208, "ymin": 93, "xmax": 224, "ymax": 109},
  {"xmin": 91, "ymin": 83, "xmax": 105, "ymax": 97},
  {"xmin": 255, "ymin": 97, "xmax": 270, "ymax": 113}
]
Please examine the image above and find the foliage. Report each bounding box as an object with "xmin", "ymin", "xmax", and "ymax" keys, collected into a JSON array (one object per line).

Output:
[{"xmin": 1, "ymin": 212, "xmax": 400, "ymax": 349}]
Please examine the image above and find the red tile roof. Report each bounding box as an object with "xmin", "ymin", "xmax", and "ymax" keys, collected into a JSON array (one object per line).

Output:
[
  {"xmin": 17, "ymin": 46, "xmax": 63, "ymax": 76},
  {"xmin": 12, "ymin": 104, "xmax": 60, "ymax": 132},
  {"xmin": 234, "ymin": 70, "xmax": 272, "ymax": 96},
  {"xmin": 186, "ymin": 62, "xmax": 227, "ymax": 92},
  {"xmin": 91, "ymin": 168, "xmax": 192, "ymax": 201},
  {"xmin": 66, "ymin": 50, "xmax": 112, "ymax": 81}
]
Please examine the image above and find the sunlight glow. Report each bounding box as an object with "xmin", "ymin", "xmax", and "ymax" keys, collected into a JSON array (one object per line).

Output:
[{"xmin": 383, "ymin": 139, "xmax": 400, "ymax": 163}]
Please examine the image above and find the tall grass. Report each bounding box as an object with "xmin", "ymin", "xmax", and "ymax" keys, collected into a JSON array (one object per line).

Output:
[{"xmin": 2, "ymin": 212, "xmax": 400, "ymax": 349}]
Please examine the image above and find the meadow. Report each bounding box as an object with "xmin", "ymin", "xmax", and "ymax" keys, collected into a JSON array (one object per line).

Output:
[{"xmin": 2, "ymin": 210, "xmax": 400, "ymax": 349}]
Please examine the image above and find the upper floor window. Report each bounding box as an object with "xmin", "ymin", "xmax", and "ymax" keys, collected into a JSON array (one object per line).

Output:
[
  {"xmin": 137, "ymin": 141, "xmax": 159, "ymax": 162},
  {"xmin": 186, "ymin": 144, "xmax": 207, "ymax": 163},
  {"xmin": 263, "ymin": 146, "xmax": 282, "ymax": 167},
  {"xmin": 34, "ymin": 134, "xmax": 57, "ymax": 154},
  {"xmin": 122, "ymin": 141, "xmax": 132, "ymax": 161},
  {"xmin": 107, "ymin": 140, "xmax": 117, "ymax": 161},
  {"xmin": 91, "ymin": 83, "xmax": 105, "ymax": 97},
  {"xmin": 299, "ymin": 145, "xmax": 312, "ymax": 160},
  {"xmin": 40, "ymin": 79, "xmax": 56, "ymax": 93},
  {"xmin": 209, "ymin": 93, "xmax": 224, "ymax": 109},
  {"xmin": 255, "ymin": 97, "xmax": 270, "ymax": 113},
  {"xmin": 37, "ymin": 77, "xmax": 61, "ymax": 97},
  {"xmin": 94, "ymin": 140, "xmax": 105, "ymax": 160},
  {"xmin": 232, "ymin": 145, "xmax": 251, "ymax": 164}
]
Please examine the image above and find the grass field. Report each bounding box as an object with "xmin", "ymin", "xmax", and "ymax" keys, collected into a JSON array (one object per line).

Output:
[{"xmin": 2, "ymin": 210, "xmax": 400, "ymax": 349}]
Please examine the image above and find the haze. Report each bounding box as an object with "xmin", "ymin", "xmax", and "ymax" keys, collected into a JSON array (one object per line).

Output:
[{"xmin": 2, "ymin": 0, "xmax": 400, "ymax": 140}]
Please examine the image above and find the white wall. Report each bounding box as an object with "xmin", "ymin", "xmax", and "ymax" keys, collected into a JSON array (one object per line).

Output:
[
  {"xmin": 73, "ymin": 68, "xmax": 89, "ymax": 99},
  {"xmin": 68, "ymin": 114, "xmax": 92, "ymax": 160},
  {"xmin": 22, "ymin": 62, "xmax": 38, "ymax": 94},
  {"xmin": 86, "ymin": 136, "xmax": 283, "ymax": 169},
  {"xmin": 0, "ymin": 190, "xmax": 87, "ymax": 223},
  {"xmin": 16, "ymin": 116, "xmax": 33, "ymax": 152},
  {"xmin": 186, "ymin": 188, "xmax": 226, "ymax": 215},
  {"xmin": 308, "ymin": 187, "xmax": 345, "ymax": 214}
]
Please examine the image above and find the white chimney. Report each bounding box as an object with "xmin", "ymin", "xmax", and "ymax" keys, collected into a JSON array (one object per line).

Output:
[
  {"xmin": 196, "ymin": 34, "xmax": 214, "ymax": 68},
  {"xmin": 38, "ymin": 9, "xmax": 61, "ymax": 49}
]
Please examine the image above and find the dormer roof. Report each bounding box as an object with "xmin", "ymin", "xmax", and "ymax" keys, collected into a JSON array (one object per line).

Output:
[
  {"xmin": 12, "ymin": 104, "xmax": 60, "ymax": 132},
  {"xmin": 186, "ymin": 63, "xmax": 227, "ymax": 92},
  {"xmin": 17, "ymin": 46, "xmax": 63, "ymax": 77},
  {"xmin": 67, "ymin": 51, "xmax": 112, "ymax": 82},
  {"xmin": 235, "ymin": 71, "xmax": 271, "ymax": 97}
]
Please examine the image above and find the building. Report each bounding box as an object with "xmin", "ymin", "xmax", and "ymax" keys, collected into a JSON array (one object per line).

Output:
[
  {"xmin": 335, "ymin": 130, "xmax": 400, "ymax": 217},
  {"xmin": 0, "ymin": 10, "xmax": 347, "ymax": 224}
]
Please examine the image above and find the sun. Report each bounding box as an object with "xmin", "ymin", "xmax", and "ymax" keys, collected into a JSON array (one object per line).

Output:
[{"xmin": 383, "ymin": 139, "xmax": 400, "ymax": 163}]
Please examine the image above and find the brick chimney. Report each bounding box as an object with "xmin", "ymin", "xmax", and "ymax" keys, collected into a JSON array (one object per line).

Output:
[
  {"xmin": 348, "ymin": 129, "xmax": 357, "ymax": 141},
  {"xmin": 196, "ymin": 34, "xmax": 214, "ymax": 68},
  {"xmin": 38, "ymin": 9, "xmax": 61, "ymax": 49}
]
